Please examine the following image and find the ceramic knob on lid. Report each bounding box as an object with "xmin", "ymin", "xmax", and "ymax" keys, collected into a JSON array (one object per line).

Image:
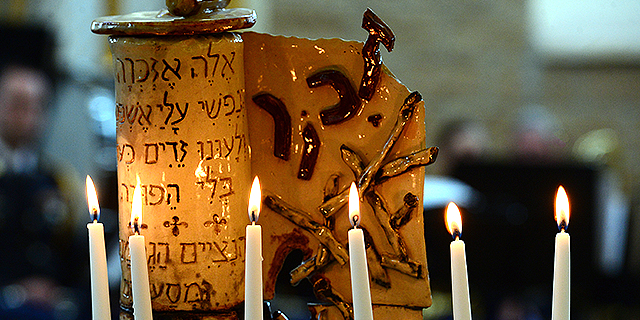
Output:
[{"xmin": 92, "ymin": 2, "xmax": 255, "ymax": 319}]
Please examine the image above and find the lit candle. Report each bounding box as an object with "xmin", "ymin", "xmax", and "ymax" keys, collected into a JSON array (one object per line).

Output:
[
  {"xmin": 446, "ymin": 202, "xmax": 472, "ymax": 320},
  {"xmin": 552, "ymin": 186, "xmax": 570, "ymax": 320},
  {"xmin": 245, "ymin": 176, "xmax": 263, "ymax": 320},
  {"xmin": 86, "ymin": 176, "xmax": 111, "ymax": 320},
  {"xmin": 348, "ymin": 182, "xmax": 373, "ymax": 320},
  {"xmin": 129, "ymin": 178, "xmax": 153, "ymax": 320}
]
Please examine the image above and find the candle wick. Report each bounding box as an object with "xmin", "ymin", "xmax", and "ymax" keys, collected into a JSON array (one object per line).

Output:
[
  {"xmin": 92, "ymin": 209, "xmax": 99, "ymax": 223},
  {"xmin": 452, "ymin": 229, "xmax": 461, "ymax": 241},
  {"xmin": 558, "ymin": 220, "xmax": 567, "ymax": 233},
  {"xmin": 133, "ymin": 219, "xmax": 140, "ymax": 235},
  {"xmin": 251, "ymin": 211, "xmax": 257, "ymax": 223},
  {"xmin": 351, "ymin": 214, "xmax": 360, "ymax": 228}
]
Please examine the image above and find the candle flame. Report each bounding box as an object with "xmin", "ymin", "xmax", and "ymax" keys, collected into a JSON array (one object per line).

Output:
[
  {"xmin": 248, "ymin": 176, "xmax": 261, "ymax": 223},
  {"xmin": 555, "ymin": 185, "xmax": 570, "ymax": 231},
  {"xmin": 445, "ymin": 202, "xmax": 462, "ymax": 239},
  {"xmin": 348, "ymin": 182, "xmax": 360, "ymax": 227},
  {"xmin": 131, "ymin": 176, "xmax": 143, "ymax": 234},
  {"xmin": 86, "ymin": 175, "xmax": 100, "ymax": 222}
]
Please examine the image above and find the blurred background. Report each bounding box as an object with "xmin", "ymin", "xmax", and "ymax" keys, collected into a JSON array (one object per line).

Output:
[{"xmin": 0, "ymin": 0, "xmax": 638, "ymax": 319}]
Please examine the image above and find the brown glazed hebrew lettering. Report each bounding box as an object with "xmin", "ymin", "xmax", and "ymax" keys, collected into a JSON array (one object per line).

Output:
[
  {"xmin": 161, "ymin": 58, "xmax": 181, "ymax": 81},
  {"xmin": 359, "ymin": 8, "xmax": 395, "ymax": 101},
  {"xmin": 297, "ymin": 123, "xmax": 320, "ymax": 180},
  {"xmin": 162, "ymin": 91, "xmax": 189, "ymax": 125},
  {"xmin": 307, "ymin": 69, "xmax": 360, "ymax": 126},
  {"xmin": 252, "ymin": 93, "xmax": 292, "ymax": 160},
  {"xmin": 117, "ymin": 143, "xmax": 135, "ymax": 164}
]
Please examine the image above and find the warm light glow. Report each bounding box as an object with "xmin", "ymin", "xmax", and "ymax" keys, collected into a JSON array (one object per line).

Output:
[
  {"xmin": 248, "ymin": 176, "xmax": 261, "ymax": 223},
  {"xmin": 445, "ymin": 202, "xmax": 462, "ymax": 239},
  {"xmin": 86, "ymin": 175, "xmax": 100, "ymax": 222},
  {"xmin": 131, "ymin": 177, "xmax": 143, "ymax": 233},
  {"xmin": 555, "ymin": 185, "xmax": 570, "ymax": 231},
  {"xmin": 348, "ymin": 182, "xmax": 360, "ymax": 227}
]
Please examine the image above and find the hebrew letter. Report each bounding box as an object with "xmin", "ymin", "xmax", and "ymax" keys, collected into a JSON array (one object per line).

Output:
[
  {"xmin": 161, "ymin": 58, "xmax": 181, "ymax": 81},
  {"xmin": 252, "ymin": 93, "xmax": 292, "ymax": 160},
  {"xmin": 307, "ymin": 69, "xmax": 360, "ymax": 126}
]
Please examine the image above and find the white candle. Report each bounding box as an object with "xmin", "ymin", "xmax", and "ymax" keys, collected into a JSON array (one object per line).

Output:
[
  {"xmin": 348, "ymin": 182, "xmax": 373, "ymax": 320},
  {"xmin": 446, "ymin": 202, "xmax": 472, "ymax": 320},
  {"xmin": 129, "ymin": 179, "xmax": 153, "ymax": 320},
  {"xmin": 86, "ymin": 176, "xmax": 111, "ymax": 320},
  {"xmin": 245, "ymin": 176, "xmax": 263, "ymax": 320},
  {"xmin": 552, "ymin": 186, "xmax": 570, "ymax": 320}
]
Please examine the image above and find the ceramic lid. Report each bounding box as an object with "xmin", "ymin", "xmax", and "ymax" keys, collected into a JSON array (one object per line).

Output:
[{"xmin": 91, "ymin": 1, "xmax": 255, "ymax": 36}]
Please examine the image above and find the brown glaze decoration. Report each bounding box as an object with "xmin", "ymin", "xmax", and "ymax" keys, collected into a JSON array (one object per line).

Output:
[
  {"xmin": 252, "ymin": 93, "xmax": 292, "ymax": 161},
  {"xmin": 266, "ymin": 229, "xmax": 313, "ymax": 294},
  {"xmin": 297, "ymin": 123, "xmax": 320, "ymax": 180},
  {"xmin": 359, "ymin": 8, "xmax": 395, "ymax": 101},
  {"xmin": 367, "ymin": 113, "xmax": 383, "ymax": 127},
  {"xmin": 306, "ymin": 69, "xmax": 361, "ymax": 126}
]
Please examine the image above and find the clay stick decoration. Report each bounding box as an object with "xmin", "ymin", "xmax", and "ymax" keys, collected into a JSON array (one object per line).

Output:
[
  {"xmin": 313, "ymin": 278, "xmax": 353, "ymax": 320},
  {"xmin": 389, "ymin": 193, "xmax": 419, "ymax": 230},
  {"xmin": 357, "ymin": 92, "xmax": 421, "ymax": 198},
  {"xmin": 363, "ymin": 228, "xmax": 391, "ymax": 288},
  {"xmin": 365, "ymin": 189, "xmax": 407, "ymax": 260},
  {"xmin": 376, "ymin": 147, "xmax": 439, "ymax": 182},
  {"xmin": 290, "ymin": 245, "xmax": 333, "ymax": 285},
  {"xmin": 264, "ymin": 193, "xmax": 349, "ymax": 265}
]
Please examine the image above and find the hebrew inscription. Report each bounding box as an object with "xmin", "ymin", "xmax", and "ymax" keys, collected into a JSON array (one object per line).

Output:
[{"xmin": 113, "ymin": 33, "xmax": 251, "ymax": 312}]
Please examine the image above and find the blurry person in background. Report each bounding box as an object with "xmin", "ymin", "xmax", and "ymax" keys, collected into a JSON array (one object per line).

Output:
[
  {"xmin": 0, "ymin": 25, "xmax": 88, "ymax": 320},
  {"xmin": 511, "ymin": 104, "xmax": 567, "ymax": 163}
]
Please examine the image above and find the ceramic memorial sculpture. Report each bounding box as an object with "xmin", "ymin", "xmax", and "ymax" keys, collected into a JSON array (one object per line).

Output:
[{"xmin": 92, "ymin": 1, "xmax": 437, "ymax": 319}]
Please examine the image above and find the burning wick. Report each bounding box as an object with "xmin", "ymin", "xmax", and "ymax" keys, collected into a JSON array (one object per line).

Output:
[
  {"xmin": 446, "ymin": 202, "xmax": 462, "ymax": 241},
  {"xmin": 86, "ymin": 175, "xmax": 100, "ymax": 223},
  {"xmin": 351, "ymin": 214, "xmax": 360, "ymax": 228},
  {"xmin": 248, "ymin": 176, "xmax": 261, "ymax": 224},
  {"xmin": 348, "ymin": 182, "xmax": 361, "ymax": 229},
  {"xmin": 555, "ymin": 185, "xmax": 570, "ymax": 233},
  {"xmin": 130, "ymin": 177, "xmax": 143, "ymax": 235}
]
